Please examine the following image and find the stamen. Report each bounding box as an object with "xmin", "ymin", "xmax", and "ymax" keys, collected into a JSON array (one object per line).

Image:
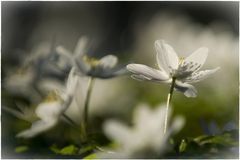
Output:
[
  {"xmin": 83, "ymin": 55, "xmax": 100, "ymax": 67},
  {"xmin": 179, "ymin": 57, "xmax": 185, "ymax": 65},
  {"xmin": 16, "ymin": 68, "xmax": 27, "ymax": 75},
  {"xmin": 44, "ymin": 91, "xmax": 62, "ymax": 102}
]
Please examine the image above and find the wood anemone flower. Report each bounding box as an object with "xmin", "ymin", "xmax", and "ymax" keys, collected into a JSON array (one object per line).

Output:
[
  {"xmin": 56, "ymin": 37, "xmax": 126, "ymax": 79},
  {"xmin": 127, "ymin": 40, "xmax": 220, "ymax": 97},
  {"xmin": 16, "ymin": 68, "xmax": 79, "ymax": 138}
]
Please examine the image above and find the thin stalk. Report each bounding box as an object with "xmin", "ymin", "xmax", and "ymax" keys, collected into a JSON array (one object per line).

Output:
[
  {"xmin": 81, "ymin": 77, "xmax": 95, "ymax": 141},
  {"xmin": 62, "ymin": 113, "xmax": 78, "ymax": 127},
  {"xmin": 163, "ymin": 77, "xmax": 176, "ymax": 134}
]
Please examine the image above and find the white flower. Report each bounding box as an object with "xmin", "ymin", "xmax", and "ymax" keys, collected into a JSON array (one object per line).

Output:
[
  {"xmin": 98, "ymin": 103, "xmax": 184, "ymax": 158},
  {"xmin": 127, "ymin": 40, "xmax": 220, "ymax": 97},
  {"xmin": 16, "ymin": 68, "xmax": 79, "ymax": 138},
  {"xmin": 56, "ymin": 37, "xmax": 126, "ymax": 79}
]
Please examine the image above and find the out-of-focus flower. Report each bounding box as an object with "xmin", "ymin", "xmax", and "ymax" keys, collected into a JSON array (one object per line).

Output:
[
  {"xmin": 56, "ymin": 37, "xmax": 126, "ymax": 79},
  {"xmin": 3, "ymin": 41, "xmax": 67, "ymax": 103},
  {"xmin": 16, "ymin": 68, "xmax": 79, "ymax": 138},
  {"xmin": 127, "ymin": 40, "xmax": 220, "ymax": 97},
  {"xmin": 98, "ymin": 103, "xmax": 184, "ymax": 158},
  {"xmin": 4, "ymin": 67, "xmax": 42, "ymax": 103},
  {"xmin": 20, "ymin": 41, "xmax": 66, "ymax": 79},
  {"xmin": 200, "ymin": 120, "xmax": 238, "ymax": 136}
]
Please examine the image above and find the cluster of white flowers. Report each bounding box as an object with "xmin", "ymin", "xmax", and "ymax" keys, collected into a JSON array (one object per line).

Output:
[{"xmin": 3, "ymin": 34, "xmax": 220, "ymax": 158}]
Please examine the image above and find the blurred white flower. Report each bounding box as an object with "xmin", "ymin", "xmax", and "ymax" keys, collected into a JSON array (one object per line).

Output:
[
  {"xmin": 16, "ymin": 68, "xmax": 79, "ymax": 138},
  {"xmin": 98, "ymin": 103, "xmax": 185, "ymax": 158},
  {"xmin": 21, "ymin": 41, "xmax": 66, "ymax": 78},
  {"xmin": 127, "ymin": 40, "xmax": 220, "ymax": 97},
  {"xmin": 56, "ymin": 37, "xmax": 126, "ymax": 79},
  {"xmin": 4, "ymin": 67, "xmax": 42, "ymax": 103},
  {"xmin": 4, "ymin": 41, "xmax": 67, "ymax": 103}
]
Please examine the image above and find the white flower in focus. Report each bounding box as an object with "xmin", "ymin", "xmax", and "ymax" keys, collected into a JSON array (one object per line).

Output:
[
  {"xmin": 99, "ymin": 104, "xmax": 184, "ymax": 158},
  {"xmin": 56, "ymin": 37, "xmax": 126, "ymax": 79},
  {"xmin": 127, "ymin": 40, "xmax": 220, "ymax": 97},
  {"xmin": 16, "ymin": 68, "xmax": 79, "ymax": 138}
]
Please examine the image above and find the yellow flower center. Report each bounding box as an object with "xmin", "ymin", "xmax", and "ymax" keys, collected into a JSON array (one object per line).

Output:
[
  {"xmin": 16, "ymin": 67, "xmax": 28, "ymax": 75},
  {"xmin": 82, "ymin": 55, "xmax": 100, "ymax": 67},
  {"xmin": 43, "ymin": 91, "xmax": 62, "ymax": 103},
  {"xmin": 179, "ymin": 57, "xmax": 185, "ymax": 65}
]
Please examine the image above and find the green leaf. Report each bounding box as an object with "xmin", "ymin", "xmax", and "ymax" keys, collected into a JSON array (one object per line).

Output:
[
  {"xmin": 50, "ymin": 144, "xmax": 79, "ymax": 155},
  {"xmin": 84, "ymin": 153, "xmax": 97, "ymax": 159},
  {"xmin": 50, "ymin": 144, "xmax": 61, "ymax": 154},
  {"xmin": 194, "ymin": 132, "xmax": 238, "ymax": 147},
  {"xmin": 79, "ymin": 145, "xmax": 94, "ymax": 155},
  {"xmin": 60, "ymin": 145, "xmax": 79, "ymax": 155},
  {"xmin": 15, "ymin": 146, "xmax": 29, "ymax": 153}
]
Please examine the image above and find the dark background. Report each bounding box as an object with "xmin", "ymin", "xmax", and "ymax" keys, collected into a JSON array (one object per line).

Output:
[{"xmin": 2, "ymin": 1, "xmax": 238, "ymax": 66}]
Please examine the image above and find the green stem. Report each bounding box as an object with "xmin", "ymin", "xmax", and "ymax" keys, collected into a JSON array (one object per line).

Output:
[
  {"xmin": 81, "ymin": 77, "xmax": 95, "ymax": 141},
  {"xmin": 62, "ymin": 113, "xmax": 78, "ymax": 127},
  {"xmin": 163, "ymin": 77, "xmax": 176, "ymax": 134}
]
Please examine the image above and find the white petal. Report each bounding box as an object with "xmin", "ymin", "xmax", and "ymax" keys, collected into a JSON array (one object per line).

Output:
[
  {"xmin": 35, "ymin": 101, "xmax": 64, "ymax": 121},
  {"xmin": 56, "ymin": 44, "xmax": 90, "ymax": 74},
  {"xmin": 73, "ymin": 36, "xmax": 89, "ymax": 57},
  {"xmin": 131, "ymin": 74, "xmax": 151, "ymax": 81},
  {"xmin": 183, "ymin": 47, "xmax": 208, "ymax": 72},
  {"xmin": 99, "ymin": 55, "xmax": 118, "ymax": 69},
  {"xmin": 16, "ymin": 119, "xmax": 57, "ymax": 138},
  {"xmin": 169, "ymin": 116, "xmax": 185, "ymax": 135},
  {"xmin": 127, "ymin": 64, "xmax": 169, "ymax": 82},
  {"xmin": 103, "ymin": 120, "xmax": 133, "ymax": 145},
  {"xmin": 175, "ymin": 81, "xmax": 197, "ymax": 98},
  {"xmin": 66, "ymin": 67, "xmax": 79, "ymax": 96},
  {"xmin": 184, "ymin": 67, "xmax": 220, "ymax": 83},
  {"xmin": 17, "ymin": 101, "xmax": 66, "ymax": 138},
  {"xmin": 133, "ymin": 104, "xmax": 152, "ymax": 128},
  {"xmin": 56, "ymin": 46, "xmax": 74, "ymax": 64},
  {"xmin": 134, "ymin": 104, "xmax": 166, "ymax": 133},
  {"xmin": 155, "ymin": 40, "xmax": 179, "ymax": 73}
]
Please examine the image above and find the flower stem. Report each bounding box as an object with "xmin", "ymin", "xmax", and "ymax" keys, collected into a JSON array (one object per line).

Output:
[
  {"xmin": 81, "ymin": 77, "xmax": 95, "ymax": 141},
  {"xmin": 164, "ymin": 77, "xmax": 176, "ymax": 134},
  {"xmin": 62, "ymin": 113, "xmax": 78, "ymax": 127}
]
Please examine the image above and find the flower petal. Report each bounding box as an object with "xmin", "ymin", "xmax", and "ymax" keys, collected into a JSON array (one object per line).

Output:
[
  {"xmin": 35, "ymin": 102, "xmax": 64, "ymax": 121},
  {"xmin": 56, "ymin": 46, "xmax": 74, "ymax": 64},
  {"xmin": 99, "ymin": 55, "xmax": 118, "ymax": 69},
  {"xmin": 155, "ymin": 40, "xmax": 179, "ymax": 73},
  {"xmin": 182, "ymin": 47, "xmax": 208, "ymax": 72},
  {"xmin": 17, "ymin": 101, "xmax": 67, "ymax": 138},
  {"xmin": 170, "ymin": 116, "xmax": 185, "ymax": 135},
  {"xmin": 127, "ymin": 64, "xmax": 169, "ymax": 82},
  {"xmin": 73, "ymin": 36, "xmax": 89, "ymax": 57},
  {"xmin": 131, "ymin": 74, "xmax": 152, "ymax": 81},
  {"xmin": 174, "ymin": 80, "xmax": 197, "ymax": 98},
  {"xmin": 184, "ymin": 67, "xmax": 220, "ymax": 83},
  {"xmin": 66, "ymin": 67, "xmax": 79, "ymax": 97},
  {"xmin": 16, "ymin": 119, "xmax": 57, "ymax": 138},
  {"xmin": 104, "ymin": 120, "xmax": 133, "ymax": 145}
]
